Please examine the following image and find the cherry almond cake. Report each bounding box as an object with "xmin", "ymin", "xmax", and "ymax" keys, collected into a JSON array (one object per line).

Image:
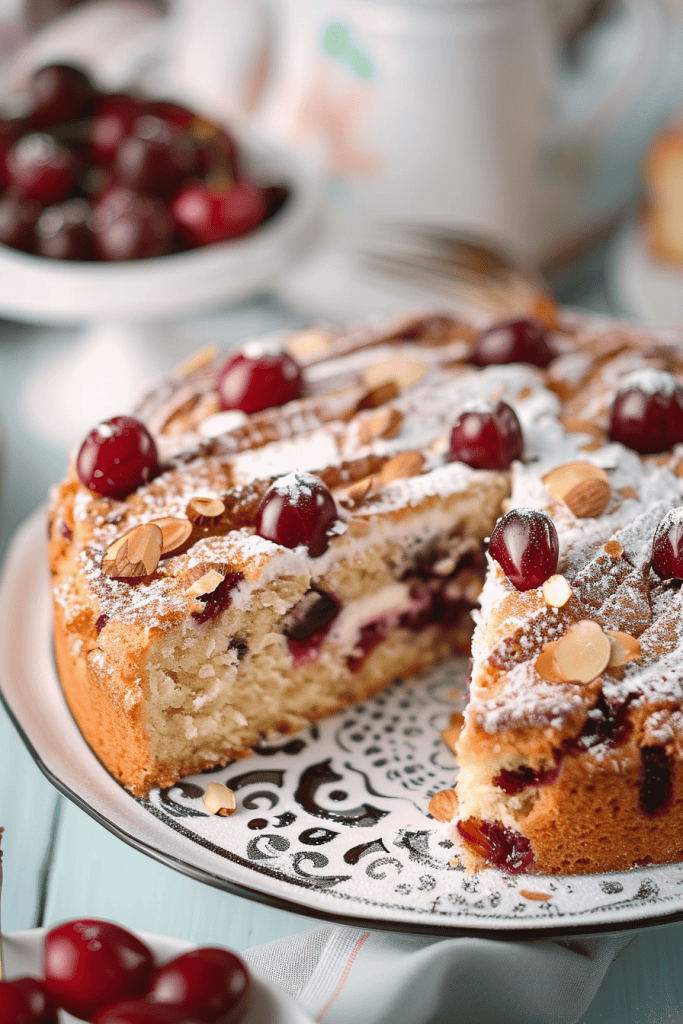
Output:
[{"xmin": 49, "ymin": 307, "xmax": 683, "ymax": 877}]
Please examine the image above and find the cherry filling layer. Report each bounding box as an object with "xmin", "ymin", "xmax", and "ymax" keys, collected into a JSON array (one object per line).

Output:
[
  {"xmin": 640, "ymin": 745, "xmax": 673, "ymax": 815},
  {"xmin": 192, "ymin": 572, "xmax": 244, "ymax": 624},
  {"xmin": 494, "ymin": 762, "xmax": 562, "ymax": 795},
  {"xmin": 285, "ymin": 590, "xmax": 341, "ymax": 667},
  {"xmin": 457, "ymin": 817, "xmax": 535, "ymax": 874}
]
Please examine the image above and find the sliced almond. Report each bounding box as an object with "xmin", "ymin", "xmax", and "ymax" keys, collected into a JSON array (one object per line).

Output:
[
  {"xmin": 542, "ymin": 574, "xmax": 572, "ymax": 608},
  {"xmin": 561, "ymin": 417, "xmax": 603, "ymax": 439},
  {"xmin": 378, "ymin": 450, "xmax": 425, "ymax": 486},
  {"xmin": 203, "ymin": 782, "xmax": 236, "ymax": 817},
  {"xmin": 347, "ymin": 516, "xmax": 371, "ymax": 536},
  {"xmin": 441, "ymin": 711, "xmax": 464, "ymax": 752},
  {"xmin": 362, "ymin": 356, "xmax": 427, "ymax": 393},
  {"xmin": 606, "ymin": 630, "xmax": 641, "ymax": 667},
  {"xmin": 428, "ymin": 788, "xmax": 459, "ymax": 823},
  {"xmin": 542, "ymin": 462, "xmax": 610, "ymax": 518},
  {"xmin": 552, "ymin": 620, "xmax": 611, "ymax": 683},
  {"xmin": 581, "ymin": 439, "xmax": 603, "ymax": 453},
  {"xmin": 604, "ymin": 539, "xmax": 623, "ymax": 560},
  {"xmin": 344, "ymin": 477, "xmax": 374, "ymax": 506},
  {"xmin": 520, "ymin": 889, "xmax": 552, "ymax": 902},
  {"xmin": 356, "ymin": 380, "xmax": 400, "ymax": 411},
  {"xmin": 433, "ymin": 556, "xmax": 457, "ymax": 577},
  {"xmin": 675, "ymin": 456, "xmax": 683, "ymax": 479},
  {"xmin": 285, "ymin": 329, "xmax": 333, "ymax": 360},
  {"xmin": 618, "ymin": 486, "xmax": 638, "ymax": 500},
  {"xmin": 150, "ymin": 517, "xmax": 193, "ymax": 555},
  {"xmin": 185, "ymin": 569, "xmax": 225, "ymax": 598},
  {"xmin": 357, "ymin": 407, "xmax": 404, "ymax": 445},
  {"xmin": 535, "ymin": 641, "xmax": 564, "ymax": 683},
  {"xmin": 186, "ymin": 496, "xmax": 226, "ymax": 525},
  {"xmin": 175, "ymin": 345, "xmax": 218, "ymax": 377},
  {"xmin": 102, "ymin": 523, "xmax": 162, "ymax": 579}
]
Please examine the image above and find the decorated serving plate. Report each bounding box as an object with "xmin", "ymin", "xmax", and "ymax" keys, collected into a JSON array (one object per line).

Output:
[{"xmin": 1, "ymin": 509, "xmax": 683, "ymax": 939}]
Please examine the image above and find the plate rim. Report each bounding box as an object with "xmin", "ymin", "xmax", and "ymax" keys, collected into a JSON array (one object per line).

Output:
[{"xmin": 2, "ymin": 507, "xmax": 683, "ymax": 941}]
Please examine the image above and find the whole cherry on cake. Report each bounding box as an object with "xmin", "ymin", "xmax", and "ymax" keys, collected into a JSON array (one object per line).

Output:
[
  {"xmin": 215, "ymin": 346, "xmax": 302, "ymax": 414},
  {"xmin": 609, "ymin": 369, "xmax": 683, "ymax": 454},
  {"xmin": 76, "ymin": 415, "xmax": 159, "ymax": 498},
  {"xmin": 469, "ymin": 317, "xmax": 554, "ymax": 368},
  {"xmin": 489, "ymin": 508, "xmax": 559, "ymax": 591},
  {"xmin": 652, "ymin": 507, "xmax": 683, "ymax": 580},
  {"xmin": 449, "ymin": 400, "xmax": 523, "ymax": 471},
  {"xmin": 255, "ymin": 471, "xmax": 338, "ymax": 557}
]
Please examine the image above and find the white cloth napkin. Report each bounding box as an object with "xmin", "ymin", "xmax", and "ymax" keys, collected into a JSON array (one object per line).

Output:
[{"xmin": 243, "ymin": 924, "xmax": 633, "ymax": 1024}]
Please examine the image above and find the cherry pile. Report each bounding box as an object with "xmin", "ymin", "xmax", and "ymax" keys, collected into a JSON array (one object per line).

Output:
[
  {"xmin": 0, "ymin": 63, "xmax": 286, "ymax": 260},
  {"xmin": 0, "ymin": 918, "xmax": 250, "ymax": 1024}
]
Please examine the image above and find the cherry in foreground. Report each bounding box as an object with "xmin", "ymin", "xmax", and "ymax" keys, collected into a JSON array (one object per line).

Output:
[
  {"xmin": 489, "ymin": 508, "xmax": 559, "ymax": 591},
  {"xmin": 652, "ymin": 507, "xmax": 683, "ymax": 580},
  {"xmin": 256, "ymin": 471, "xmax": 338, "ymax": 557}
]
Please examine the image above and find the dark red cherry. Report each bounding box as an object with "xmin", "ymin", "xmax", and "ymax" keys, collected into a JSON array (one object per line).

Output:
[
  {"xmin": 91, "ymin": 186, "xmax": 174, "ymax": 260},
  {"xmin": 76, "ymin": 415, "xmax": 159, "ymax": 498},
  {"xmin": 449, "ymin": 400, "xmax": 523, "ymax": 471},
  {"xmin": 115, "ymin": 115, "xmax": 198, "ymax": 195},
  {"xmin": 170, "ymin": 179, "xmax": 268, "ymax": 248},
  {"xmin": 457, "ymin": 818, "xmax": 535, "ymax": 874},
  {"xmin": 6, "ymin": 133, "xmax": 78, "ymax": 204},
  {"xmin": 149, "ymin": 947, "xmax": 250, "ymax": 1024},
  {"xmin": 608, "ymin": 370, "xmax": 683, "ymax": 454},
  {"xmin": 145, "ymin": 100, "xmax": 196, "ymax": 130},
  {"xmin": 215, "ymin": 348, "xmax": 302, "ymax": 414},
  {"xmin": 652, "ymin": 507, "xmax": 683, "ymax": 580},
  {"xmin": 42, "ymin": 919, "xmax": 154, "ymax": 1020},
  {"xmin": 469, "ymin": 317, "xmax": 554, "ymax": 368},
  {"xmin": 27, "ymin": 63, "xmax": 97, "ymax": 129},
  {"xmin": 93, "ymin": 1000, "xmax": 204, "ymax": 1024},
  {"xmin": 88, "ymin": 93, "xmax": 142, "ymax": 165},
  {"xmin": 0, "ymin": 977, "xmax": 57, "ymax": 1024},
  {"xmin": 489, "ymin": 508, "xmax": 559, "ymax": 591},
  {"xmin": 0, "ymin": 122, "xmax": 21, "ymax": 185},
  {"xmin": 255, "ymin": 472, "xmax": 338, "ymax": 557},
  {"xmin": 0, "ymin": 193, "xmax": 40, "ymax": 251},
  {"xmin": 36, "ymin": 197, "xmax": 95, "ymax": 259}
]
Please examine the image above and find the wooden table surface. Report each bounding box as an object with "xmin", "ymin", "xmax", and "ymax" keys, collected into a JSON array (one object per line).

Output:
[{"xmin": 0, "ymin": 296, "xmax": 681, "ymax": 1023}]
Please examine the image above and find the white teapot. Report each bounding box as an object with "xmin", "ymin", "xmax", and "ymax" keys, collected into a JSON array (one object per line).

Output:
[{"xmin": 167, "ymin": 0, "xmax": 675, "ymax": 261}]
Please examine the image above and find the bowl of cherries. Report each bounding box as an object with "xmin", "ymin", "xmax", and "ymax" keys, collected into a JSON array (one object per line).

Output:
[
  {"xmin": 0, "ymin": 917, "xmax": 312, "ymax": 1024},
  {"xmin": 0, "ymin": 63, "xmax": 323, "ymax": 324}
]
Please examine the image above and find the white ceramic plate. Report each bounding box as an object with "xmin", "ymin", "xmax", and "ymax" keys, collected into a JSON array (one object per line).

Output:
[
  {"xmin": 0, "ymin": 137, "xmax": 324, "ymax": 325},
  {"xmin": 2, "ymin": 509, "xmax": 683, "ymax": 939},
  {"xmin": 2, "ymin": 927, "xmax": 313, "ymax": 1024},
  {"xmin": 608, "ymin": 218, "xmax": 683, "ymax": 328}
]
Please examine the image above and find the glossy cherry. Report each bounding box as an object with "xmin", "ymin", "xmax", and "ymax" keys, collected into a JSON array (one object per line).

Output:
[
  {"xmin": 76, "ymin": 415, "xmax": 159, "ymax": 498},
  {"xmin": 489, "ymin": 507, "xmax": 559, "ymax": 591},
  {"xmin": 93, "ymin": 1001, "xmax": 205, "ymax": 1024},
  {"xmin": 255, "ymin": 471, "xmax": 338, "ymax": 557},
  {"xmin": 42, "ymin": 919, "xmax": 154, "ymax": 1019},
  {"xmin": 170, "ymin": 179, "xmax": 268, "ymax": 248},
  {"xmin": 0, "ymin": 193, "xmax": 40, "ymax": 251},
  {"xmin": 115, "ymin": 115, "xmax": 198, "ymax": 196},
  {"xmin": 149, "ymin": 947, "xmax": 250, "ymax": 1024},
  {"xmin": 469, "ymin": 317, "xmax": 554, "ymax": 369},
  {"xmin": 215, "ymin": 348, "xmax": 302, "ymax": 414},
  {"xmin": 27, "ymin": 63, "xmax": 97, "ymax": 129},
  {"xmin": 0, "ymin": 977, "xmax": 56, "ymax": 1024},
  {"xmin": 652, "ymin": 507, "xmax": 683, "ymax": 580},
  {"xmin": 36, "ymin": 197, "xmax": 95, "ymax": 259},
  {"xmin": 6, "ymin": 133, "xmax": 78, "ymax": 204},
  {"xmin": 0, "ymin": 122, "xmax": 21, "ymax": 185},
  {"xmin": 88, "ymin": 93, "xmax": 142, "ymax": 165},
  {"xmin": 608, "ymin": 370, "xmax": 683, "ymax": 454},
  {"xmin": 91, "ymin": 186, "xmax": 174, "ymax": 260},
  {"xmin": 457, "ymin": 818, "xmax": 535, "ymax": 874},
  {"xmin": 449, "ymin": 399, "xmax": 523, "ymax": 471}
]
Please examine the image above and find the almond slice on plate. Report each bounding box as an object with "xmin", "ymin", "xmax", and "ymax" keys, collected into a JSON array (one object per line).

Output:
[
  {"xmin": 428, "ymin": 788, "xmax": 459, "ymax": 822},
  {"xmin": 552, "ymin": 620, "xmax": 611, "ymax": 683},
  {"xmin": 203, "ymin": 782, "xmax": 236, "ymax": 816}
]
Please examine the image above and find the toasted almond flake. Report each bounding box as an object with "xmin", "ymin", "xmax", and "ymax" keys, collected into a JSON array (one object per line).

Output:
[
  {"xmin": 535, "ymin": 641, "xmax": 564, "ymax": 683},
  {"xmin": 150, "ymin": 517, "xmax": 193, "ymax": 555},
  {"xmin": 542, "ymin": 462, "xmax": 610, "ymax": 518},
  {"xmin": 520, "ymin": 890, "xmax": 552, "ymax": 901},
  {"xmin": 517, "ymin": 387, "xmax": 532, "ymax": 400},
  {"xmin": 552, "ymin": 620, "xmax": 611, "ymax": 683},
  {"xmin": 675, "ymin": 456, "xmax": 683, "ymax": 479},
  {"xmin": 362, "ymin": 356, "xmax": 428, "ymax": 393},
  {"xmin": 542, "ymin": 574, "xmax": 572, "ymax": 608},
  {"xmin": 378, "ymin": 450, "xmax": 425, "ymax": 485},
  {"xmin": 433, "ymin": 556, "xmax": 457, "ymax": 577},
  {"xmin": 347, "ymin": 516, "xmax": 371, "ymax": 536},
  {"xmin": 604, "ymin": 539, "xmax": 623, "ymax": 560},
  {"xmin": 618, "ymin": 486, "xmax": 638, "ymax": 500},
  {"xmin": 344, "ymin": 477, "xmax": 374, "ymax": 506},
  {"xmin": 606, "ymin": 630, "xmax": 641, "ymax": 667},
  {"xmin": 203, "ymin": 782, "xmax": 236, "ymax": 816},
  {"xmin": 102, "ymin": 523, "xmax": 162, "ymax": 579},
  {"xmin": 428, "ymin": 788, "xmax": 459, "ymax": 822},
  {"xmin": 175, "ymin": 345, "xmax": 218, "ymax": 377},
  {"xmin": 186, "ymin": 496, "xmax": 225, "ymax": 524},
  {"xmin": 355, "ymin": 380, "xmax": 400, "ymax": 411},
  {"xmin": 441, "ymin": 711, "xmax": 464, "ymax": 752},
  {"xmin": 357, "ymin": 407, "xmax": 404, "ymax": 445},
  {"xmin": 561, "ymin": 417, "xmax": 603, "ymax": 438},
  {"xmin": 431, "ymin": 435, "xmax": 449, "ymax": 456},
  {"xmin": 581, "ymin": 439, "xmax": 603, "ymax": 452},
  {"xmin": 285, "ymin": 329, "xmax": 333, "ymax": 360},
  {"xmin": 185, "ymin": 569, "xmax": 225, "ymax": 598},
  {"xmin": 532, "ymin": 293, "xmax": 560, "ymax": 330}
]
